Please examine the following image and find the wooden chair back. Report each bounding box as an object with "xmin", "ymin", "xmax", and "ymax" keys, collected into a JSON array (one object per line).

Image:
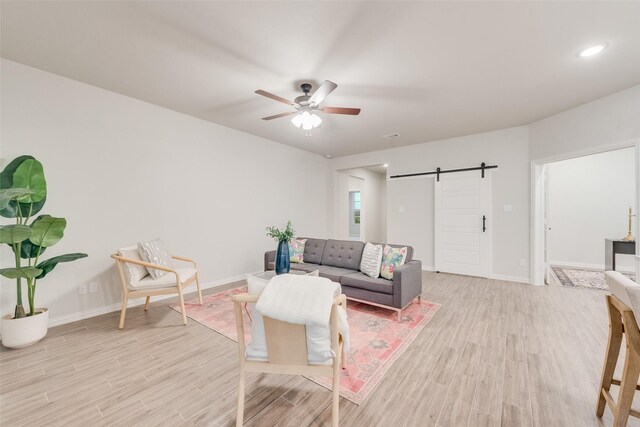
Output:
[{"xmin": 231, "ymin": 292, "xmax": 346, "ymax": 426}]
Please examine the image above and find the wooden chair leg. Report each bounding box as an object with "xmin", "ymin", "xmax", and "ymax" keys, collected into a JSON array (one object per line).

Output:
[
  {"xmin": 118, "ymin": 297, "xmax": 128, "ymax": 330},
  {"xmin": 236, "ymin": 368, "xmax": 245, "ymax": 427},
  {"xmin": 178, "ymin": 287, "xmax": 188, "ymax": 325},
  {"xmin": 195, "ymin": 272, "xmax": 203, "ymax": 305},
  {"xmin": 332, "ymin": 360, "xmax": 340, "ymax": 427},
  {"xmin": 144, "ymin": 296, "xmax": 151, "ymax": 311},
  {"xmin": 614, "ymin": 348, "xmax": 640, "ymax": 427},
  {"xmin": 597, "ymin": 296, "xmax": 624, "ymax": 416}
]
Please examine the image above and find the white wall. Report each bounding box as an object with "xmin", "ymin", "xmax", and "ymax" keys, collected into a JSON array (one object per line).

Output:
[
  {"xmin": 330, "ymin": 126, "xmax": 531, "ymax": 282},
  {"xmin": 547, "ymin": 148, "xmax": 636, "ymax": 271},
  {"xmin": 0, "ymin": 59, "xmax": 330, "ymax": 325},
  {"xmin": 530, "ymin": 85, "xmax": 640, "ymax": 161}
]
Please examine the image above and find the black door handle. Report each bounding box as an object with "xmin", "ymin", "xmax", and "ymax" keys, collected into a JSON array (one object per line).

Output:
[{"xmin": 482, "ymin": 215, "xmax": 486, "ymax": 232}]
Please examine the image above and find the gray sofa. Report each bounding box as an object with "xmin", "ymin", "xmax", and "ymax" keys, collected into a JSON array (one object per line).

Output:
[{"xmin": 264, "ymin": 238, "xmax": 422, "ymax": 321}]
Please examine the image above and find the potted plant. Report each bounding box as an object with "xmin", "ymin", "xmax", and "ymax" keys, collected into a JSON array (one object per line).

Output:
[
  {"xmin": 0, "ymin": 155, "xmax": 87, "ymax": 348},
  {"xmin": 266, "ymin": 220, "xmax": 294, "ymax": 275}
]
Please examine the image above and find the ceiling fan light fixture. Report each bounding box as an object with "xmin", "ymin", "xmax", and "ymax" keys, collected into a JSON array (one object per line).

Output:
[
  {"xmin": 292, "ymin": 110, "xmax": 322, "ymax": 131},
  {"xmin": 291, "ymin": 113, "xmax": 303, "ymax": 128}
]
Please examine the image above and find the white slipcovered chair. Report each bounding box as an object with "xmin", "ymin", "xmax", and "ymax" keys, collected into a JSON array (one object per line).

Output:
[{"xmin": 111, "ymin": 246, "xmax": 202, "ymax": 329}]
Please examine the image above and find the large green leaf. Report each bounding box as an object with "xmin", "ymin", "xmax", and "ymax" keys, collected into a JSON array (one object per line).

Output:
[
  {"xmin": 16, "ymin": 239, "xmax": 46, "ymax": 259},
  {"xmin": 0, "ymin": 188, "xmax": 35, "ymax": 210},
  {"xmin": 35, "ymin": 253, "xmax": 88, "ymax": 279},
  {"xmin": 0, "ymin": 155, "xmax": 47, "ymax": 218},
  {"xmin": 0, "ymin": 225, "xmax": 32, "ymax": 244},
  {"xmin": 29, "ymin": 215, "xmax": 66, "ymax": 247},
  {"xmin": 0, "ymin": 267, "xmax": 42, "ymax": 279},
  {"xmin": 12, "ymin": 159, "xmax": 46, "ymax": 203}
]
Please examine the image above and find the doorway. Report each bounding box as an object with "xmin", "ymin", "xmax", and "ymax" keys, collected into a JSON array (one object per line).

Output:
[
  {"xmin": 531, "ymin": 141, "xmax": 640, "ymax": 285},
  {"xmin": 349, "ymin": 191, "xmax": 361, "ymax": 240},
  {"xmin": 434, "ymin": 170, "xmax": 492, "ymax": 277},
  {"xmin": 335, "ymin": 165, "xmax": 387, "ymax": 242}
]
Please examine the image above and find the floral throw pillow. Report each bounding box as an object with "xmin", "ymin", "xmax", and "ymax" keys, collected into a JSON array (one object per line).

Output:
[
  {"xmin": 380, "ymin": 245, "xmax": 408, "ymax": 280},
  {"xmin": 289, "ymin": 238, "xmax": 307, "ymax": 263}
]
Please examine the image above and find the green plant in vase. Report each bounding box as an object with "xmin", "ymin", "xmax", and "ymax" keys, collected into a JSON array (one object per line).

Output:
[
  {"xmin": 0, "ymin": 155, "xmax": 87, "ymax": 348},
  {"xmin": 266, "ymin": 220, "xmax": 294, "ymax": 275}
]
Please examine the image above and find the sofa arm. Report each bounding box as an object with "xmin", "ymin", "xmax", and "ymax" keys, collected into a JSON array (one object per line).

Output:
[
  {"xmin": 264, "ymin": 250, "xmax": 276, "ymax": 271},
  {"xmin": 393, "ymin": 260, "xmax": 423, "ymax": 309}
]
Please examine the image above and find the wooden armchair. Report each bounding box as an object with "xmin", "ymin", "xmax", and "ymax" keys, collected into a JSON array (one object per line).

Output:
[
  {"xmin": 231, "ymin": 293, "xmax": 346, "ymax": 427},
  {"xmin": 111, "ymin": 250, "xmax": 202, "ymax": 329}
]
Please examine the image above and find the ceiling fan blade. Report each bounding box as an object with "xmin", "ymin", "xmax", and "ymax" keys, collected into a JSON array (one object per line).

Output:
[
  {"xmin": 308, "ymin": 80, "xmax": 337, "ymax": 105},
  {"xmin": 321, "ymin": 107, "xmax": 361, "ymax": 115},
  {"xmin": 255, "ymin": 90, "xmax": 294, "ymax": 106},
  {"xmin": 261, "ymin": 111, "xmax": 297, "ymax": 120}
]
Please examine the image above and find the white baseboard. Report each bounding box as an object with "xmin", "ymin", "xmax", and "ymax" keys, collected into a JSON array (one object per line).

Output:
[
  {"xmin": 422, "ymin": 265, "xmax": 435, "ymax": 272},
  {"xmin": 549, "ymin": 260, "xmax": 635, "ymax": 274},
  {"xmin": 47, "ymin": 273, "xmax": 256, "ymax": 328},
  {"xmin": 488, "ymin": 273, "xmax": 531, "ymax": 285}
]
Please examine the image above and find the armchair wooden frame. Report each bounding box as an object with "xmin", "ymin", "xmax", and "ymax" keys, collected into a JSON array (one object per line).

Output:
[
  {"xmin": 597, "ymin": 294, "xmax": 640, "ymax": 427},
  {"xmin": 111, "ymin": 254, "xmax": 202, "ymax": 329},
  {"xmin": 231, "ymin": 293, "xmax": 347, "ymax": 427}
]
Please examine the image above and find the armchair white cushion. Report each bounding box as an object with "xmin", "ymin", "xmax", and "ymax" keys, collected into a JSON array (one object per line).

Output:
[{"xmin": 129, "ymin": 267, "xmax": 197, "ymax": 291}]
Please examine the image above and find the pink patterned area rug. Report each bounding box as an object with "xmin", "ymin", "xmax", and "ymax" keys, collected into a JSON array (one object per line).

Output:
[{"xmin": 171, "ymin": 287, "xmax": 441, "ymax": 404}]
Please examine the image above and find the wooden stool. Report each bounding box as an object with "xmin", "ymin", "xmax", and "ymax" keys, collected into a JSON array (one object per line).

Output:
[{"xmin": 596, "ymin": 294, "xmax": 640, "ymax": 427}]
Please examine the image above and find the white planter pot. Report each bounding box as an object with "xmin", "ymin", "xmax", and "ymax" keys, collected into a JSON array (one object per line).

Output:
[{"xmin": 1, "ymin": 308, "xmax": 49, "ymax": 349}]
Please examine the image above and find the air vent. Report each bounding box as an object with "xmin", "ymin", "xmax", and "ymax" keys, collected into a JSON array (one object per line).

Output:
[{"xmin": 383, "ymin": 133, "xmax": 400, "ymax": 139}]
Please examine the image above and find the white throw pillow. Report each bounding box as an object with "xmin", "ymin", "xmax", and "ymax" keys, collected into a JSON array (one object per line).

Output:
[
  {"xmin": 360, "ymin": 242, "xmax": 383, "ymax": 279},
  {"xmin": 137, "ymin": 239, "xmax": 172, "ymax": 279},
  {"xmin": 117, "ymin": 246, "xmax": 149, "ymax": 284}
]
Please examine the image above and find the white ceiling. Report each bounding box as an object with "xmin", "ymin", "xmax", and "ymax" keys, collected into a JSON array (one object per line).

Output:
[{"xmin": 2, "ymin": 1, "xmax": 640, "ymax": 157}]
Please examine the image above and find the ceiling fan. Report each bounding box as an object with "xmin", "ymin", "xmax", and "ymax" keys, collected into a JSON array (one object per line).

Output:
[{"xmin": 255, "ymin": 80, "xmax": 361, "ymax": 131}]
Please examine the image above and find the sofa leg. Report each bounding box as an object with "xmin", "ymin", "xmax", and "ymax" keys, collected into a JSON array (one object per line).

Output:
[
  {"xmin": 417, "ymin": 295, "xmax": 422, "ymax": 303},
  {"xmin": 397, "ymin": 310, "xmax": 402, "ymax": 322}
]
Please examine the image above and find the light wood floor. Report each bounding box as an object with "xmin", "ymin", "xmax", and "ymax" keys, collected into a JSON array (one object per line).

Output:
[{"xmin": 1, "ymin": 272, "xmax": 638, "ymax": 426}]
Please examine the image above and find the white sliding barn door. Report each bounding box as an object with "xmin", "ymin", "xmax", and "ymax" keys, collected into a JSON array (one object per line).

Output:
[{"xmin": 434, "ymin": 171, "xmax": 491, "ymax": 277}]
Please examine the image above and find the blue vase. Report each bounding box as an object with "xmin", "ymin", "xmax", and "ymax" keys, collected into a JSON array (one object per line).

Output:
[{"xmin": 275, "ymin": 240, "xmax": 290, "ymax": 275}]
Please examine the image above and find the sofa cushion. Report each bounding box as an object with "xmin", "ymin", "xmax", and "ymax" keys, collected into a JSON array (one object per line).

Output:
[
  {"xmin": 360, "ymin": 242, "xmax": 383, "ymax": 278},
  {"xmin": 299, "ymin": 238, "xmax": 327, "ymax": 264},
  {"xmin": 372, "ymin": 242, "xmax": 414, "ymax": 262},
  {"xmin": 314, "ymin": 265, "xmax": 358, "ymax": 283},
  {"xmin": 341, "ymin": 272, "xmax": 395, "ymax": 295},
  {"xmin": 321, "ymin": 239, "xmax": 365, "ymax": 270},
  {"xmin": 289, "ymin": 238, "xmax": 307, "ymax": 263},
  {"xmin": 380, "ymin": 245, "xmax": 408, "ymax": 280}
]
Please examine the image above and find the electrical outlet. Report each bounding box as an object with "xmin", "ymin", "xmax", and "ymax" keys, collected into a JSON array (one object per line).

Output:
[
  {"xmin": 520, "ymin": 258, "xmax": 527, "ymax": 267},
  {"xmin": 89, "ymin": 282, "xmax": 98, "ymax": 293},
  {"xmin": 79, "ymin": 283, "xmax": 88, "ymax": 295}
]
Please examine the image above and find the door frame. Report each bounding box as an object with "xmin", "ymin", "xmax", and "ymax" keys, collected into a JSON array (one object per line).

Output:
[
  {"xmin": 530, "ymin": 139, "xmax": 640, "ymax": 285},
  {"xmin": 434, "ymin": 170, "xmax": 493, "ymax": 278}
]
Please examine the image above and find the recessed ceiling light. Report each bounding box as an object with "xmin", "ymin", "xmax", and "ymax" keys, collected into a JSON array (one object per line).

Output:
[
  {"xmin": 324, "ymin": 154, "xmax": 333, "ymax": 159},
  {"xmin": 383, "ymin": 164, "xmax": 388, "ymax": 167},
  {"xmin": 578, "ymin": 43, "xmax": 608, "ymax": 58},
  {"xmin": 383, "ymin": 133, "xmax": 400, "ymax": 139}
]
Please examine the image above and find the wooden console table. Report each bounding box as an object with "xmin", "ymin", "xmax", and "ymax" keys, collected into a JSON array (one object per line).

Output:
[{"xmin": 605, "ymin": 239, "xmax": 636, "ymax": 271}]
